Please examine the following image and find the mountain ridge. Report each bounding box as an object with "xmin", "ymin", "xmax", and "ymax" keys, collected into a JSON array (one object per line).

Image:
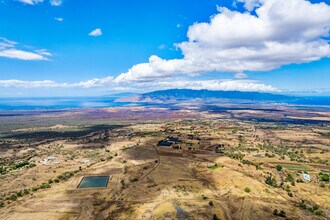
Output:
[{"xmin": 116, "ymin": 89, "xmax": 294, "ymax": 102}]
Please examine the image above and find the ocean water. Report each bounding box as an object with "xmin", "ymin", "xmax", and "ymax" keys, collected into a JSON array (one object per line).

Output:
[
  {"xmin": 0, "ymin": 96, "xmax": 330, "ymax": 110},
  {"xmin": 0, "ymin": 97, "xmax": 132, "ymax": 110},
  {"xmin": 291, "ymin": 96, "xmax": 330, "ymax": 106}
]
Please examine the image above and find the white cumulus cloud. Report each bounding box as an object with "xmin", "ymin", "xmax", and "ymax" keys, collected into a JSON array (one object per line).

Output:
[
  {"xmin": 234, "ymin": 73, "xmax": 248, "ymax": 79},
  {"xmin": 115, "ymin": 0, "xmax": 330, "ymax": 83},
  {"xmin": 54, "ymin": 17, "xmax": 63, "ymax": 22},
  {"xmin": 0, "ymin": 78, "xmax": 279, "ymax": 93},
  {"xmin": 0, "ymin": 38, "xmax": 51, "ymax": 61},
  {"xmin": 18, "ymin": 0, "xmax": 43, "ymax": 5},
  {"xmin": 146, "ymin": 79, "xmax": 279, "ymax": 93},
  {"xmin": 0, "ymin": 80, "xmax": 67, "ymax": 88},
  {"xmin": 50, "ymin": 0, "xmax": 62, "ymax": 6},
  {"xmin": 89, "ymin": 28, "xmax": 102, "ymax": 37}
]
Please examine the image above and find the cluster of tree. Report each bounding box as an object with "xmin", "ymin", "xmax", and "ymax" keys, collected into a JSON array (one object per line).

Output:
[
  {"xmin": 226, "ymin": 152, "xmax": 245, "ymax": 160},
  {"xmin": 57, "ymin": 170, "xmax": 79, "ymax": 181},
  {"xmin": 265, "ymin": 174, "xmax": 277, "ymax": 187},
  {"xmin": 299, "ymin": 200, "xmax": 324, "ymax": 216},
  {"xmin": 1, "ymin": 169, "xmax": 80, "ymax": 208},
  {"xmin": 5, "ymin": 188, "xmax": 30, "ymax": 202},
  {"xmin": 0, "ymin": 159, "xmax": 36, "ymax": 175},
  {"xmin": 241, "ymin": 160, "xmax": 263, "ymax": 170}
]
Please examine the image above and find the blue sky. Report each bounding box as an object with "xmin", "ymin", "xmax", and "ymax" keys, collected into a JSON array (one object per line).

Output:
[{"xmin": 0, "ymin": 0, "xmax": 330, "ymax": 97}]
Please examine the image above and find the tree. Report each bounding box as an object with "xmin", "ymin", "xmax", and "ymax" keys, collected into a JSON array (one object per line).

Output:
[
  {"xmin": 274, "ymin": 209, "xmax": 286, "ymax": 217},
  {"xmin": 276, "ymin": 164, "xmax": 283, "ymax": 171},
  {"xmin": 278, "ymin": 210, "xmax": 286, "ymax": 217},
  {"xmin": 299, "ymin": 200, "xmax": 306, "ymax": 209},
  {"xmin": 265, "ymin": 175, "xmax": 277, "ymax": 187}
]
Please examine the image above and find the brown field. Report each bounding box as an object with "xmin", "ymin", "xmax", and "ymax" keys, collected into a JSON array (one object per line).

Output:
[{"xmin": 0, "ymin": 106, "xmax": 329, "ymax": 219}]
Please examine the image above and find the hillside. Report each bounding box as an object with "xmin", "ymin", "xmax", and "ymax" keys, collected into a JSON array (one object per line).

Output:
[{"xmin": 118, "ymin": 89, "xmax": 293, "ymax": 102}]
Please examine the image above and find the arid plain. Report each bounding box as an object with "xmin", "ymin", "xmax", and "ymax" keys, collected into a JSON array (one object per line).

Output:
[{"xmin": 0, "ymin": 104, "xmax": 329, "ymax": 220}]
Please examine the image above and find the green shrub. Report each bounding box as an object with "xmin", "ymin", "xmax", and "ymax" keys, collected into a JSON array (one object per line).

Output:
[
  {"xmin": 9, "ymin": 194, "xmax": 17, "ymax": 201},
  {"xmin": 57, "ymin": 175, "xmax": 64, "ymax": 180},
  {"xmin": 13, "ymin": 160, "xmax": 29, "ymax": 170},
  {"xmin": 201, "ymin": 194, "xmax": 208, "ymax": 200},
  {"xmin": 16, "ymin": 191, "xmax": 23, "ymax": 197},
  {"xmin": 130, "ymin": 177, "xmax": 138, "ymax": 182},
  {"xmin": 314, "ymin": 210, "xmax": 323, "ymax": 216},
  {"xmin": 319, "ymin": 173, "xmax": 329, "ymax": 181},
  {"xmin": 244, "ymin": 187, "xmax": 251, "ymax": 193},
  {"xmin": 312, "ymin": 204, "xmax": 319, "ymax": 210},
  {"xmin": 265, "ymin": 175, "xmax": 277, "ymax": 187},
  {"xmin": 273, "ymin": 209, "xmax": 286, "ymax": 217},
  {"xmin": 278, "ymin": 210, "xmax": 286, "ymax": 217},
  {"xmin": 299, "ymin": 201, "xmax": 306, "ymax": 209},
  {"xmin": 32, "ymin": 186, "xmax": 39, "ymax": 192},
  {"xmin": 23, "ymin": 189, "xmax": 29, "ymax": 195},
  {"xmin": 276, "ymin": 165, "xmax": 283, "ymax": 171},
  {"xmin": 286, "ymin": 174, "xmax": 294, "ymax": 182},
  {"xmin": 40, "ymin": 182, "xmax": 51, "ymax": 189}
]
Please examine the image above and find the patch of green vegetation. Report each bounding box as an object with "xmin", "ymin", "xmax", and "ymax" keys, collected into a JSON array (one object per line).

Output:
[
  {"xmin": 285, "ymin": 174, "xmax": 294, "ymax": 182},
  {"xmin": 244, "ymin": 187, "xmax": 251, "ymax": 193},
  {"xmin": 279, "ymin": 164, "xmax": 313, "ymax": 171},
  {"xmin": 57, "ymin": 171, "xmax": 75, "ymax": 181},
  {"xmin": 298, "ymin": 200, "xmax": 324, "ymax": 216},
  {"xmin": 318, "ymin": 172, "xmax": 329, "ymax": 181},
  {"xmin": 0, "ymin": 166, "xmax": 5, "ymax": 175},
  {"xmin": 276, "ymin": 164, "xmax": 283, "ymax": 171},
  {"xmin": 242, "ymin": 160, "xmax": 254, "ymax": 166},
  {"xmin": 265, "ymin": 175, "xmax": 277, "ymax": 187},
  {"xmin": 226, "ymin": 152, "xmax": 245, "ymax": 160},
  {"xmin": 6, "ymin": 168, "xmax": 80, "ymax": 206},
  {"xmin": 207, "ymin": 164, "xmax": 223, "ymax": 170},
  {"xmin": 88, "ymin": 152, "xmax": 101, "ymax": 158}
]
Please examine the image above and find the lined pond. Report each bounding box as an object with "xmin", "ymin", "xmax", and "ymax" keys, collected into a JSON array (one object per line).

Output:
[{"xmin": 78, "ymin": 176, "xmax": 109, "ymax": 188}]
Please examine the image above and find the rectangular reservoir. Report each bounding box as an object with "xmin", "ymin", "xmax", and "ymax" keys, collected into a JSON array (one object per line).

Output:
[{"xmin": 77, "ymin": 176, "xmax": 109, "ymax": 188}]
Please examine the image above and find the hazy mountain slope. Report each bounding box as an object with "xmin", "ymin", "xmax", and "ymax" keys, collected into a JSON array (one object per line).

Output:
[{"xmin": 122, "ymin": 89, "xmax": 293, "ymax": 102}]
